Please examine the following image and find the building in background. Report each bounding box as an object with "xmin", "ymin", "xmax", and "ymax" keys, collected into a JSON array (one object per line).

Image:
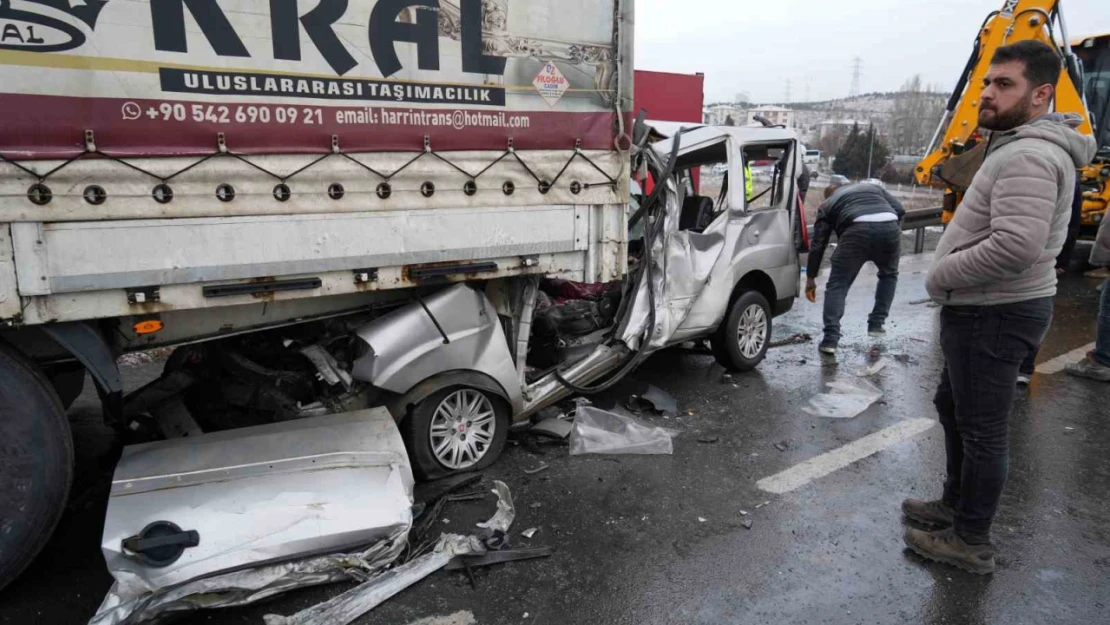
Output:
[
  {"xmin": 703, "ymin": 103, "xmax": 747, "ymax": 126},
  {"xmin": 816, "ymin": 118, "xmax": 868, "ymax": 139},
  {"xmin": 746, "ymin": 105, "xmax": 794, "ymax": 127}
]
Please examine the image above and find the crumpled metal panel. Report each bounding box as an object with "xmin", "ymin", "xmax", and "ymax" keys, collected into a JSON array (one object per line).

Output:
[
  {"xmin": 89, "ymin": 528, "xmax": 408, "ymax": 625},
  {"xmin": 352, "ymin": 284, "xmax": 522, "ymax": 413},
  {"xmin": 100, "ymin": 409, "xmax": 413, "ymax": 596}
]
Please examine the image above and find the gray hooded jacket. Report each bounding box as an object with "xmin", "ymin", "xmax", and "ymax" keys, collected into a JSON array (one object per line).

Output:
[{"xmin": 926, "ymin": 113, "xmax": 1098, "ymax": 305}]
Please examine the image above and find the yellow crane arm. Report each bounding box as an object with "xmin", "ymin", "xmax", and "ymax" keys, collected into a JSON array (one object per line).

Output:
[{"xmin": 916, "ymin": 0, "xmax": 1091, "ymax": 188}]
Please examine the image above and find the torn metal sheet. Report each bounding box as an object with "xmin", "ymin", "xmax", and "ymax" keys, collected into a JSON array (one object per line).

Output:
[
  {"xmin": 88, "ymin": 528, "xmax": 408, "ymax": 625},
  {"xmin": 99, "ymin": 410, "xmax": 414, "ymax": 597},
  {"xmin": 263, "ymin": 535, "xmax": 484, "ymax": 625},
  {"xmin": 476, "ymin": 481, "xmax": 516, "ymax": 534},
  {"xmin": 801, "ymin": 376, "xmax": 884, "ymax": 419},
  {"xmin": 445, "ymin": 546, "xmax": 555, "ymax": 571}
]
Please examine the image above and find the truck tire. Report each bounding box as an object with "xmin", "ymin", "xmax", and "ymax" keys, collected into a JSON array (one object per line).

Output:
[
  {"xmin": 0, "ymin": 343, "xmax": 74, "ymax": 591},
  {"xmin": 711, "ymin": 290, "xmax": 772, "ymax": 372},
  {"xmin": 401, "ymin": 386, "xmax": 509, "ymax": 481}
]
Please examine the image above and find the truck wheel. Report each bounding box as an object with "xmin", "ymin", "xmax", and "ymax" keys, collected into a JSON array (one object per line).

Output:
[
  {"xmin": 401, "ymin": 387, "xmax": 509, "ymax": 481},
  {"xmin": 711, "ymin": 290, "xmax": 772, "ymax": 372},
  {"xmin": 0, "ymin": 343, "xmax": 74, "ymax": 591}
]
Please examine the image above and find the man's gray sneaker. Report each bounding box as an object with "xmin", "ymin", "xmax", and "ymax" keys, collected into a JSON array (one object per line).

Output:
[
  {"xmin": 902, "ymin": 498, "xmax": 955, "ymax": 528},
  {"xmin": 868, "ymin": 325, "xmax": 886, "ymax": 338},
  {"xmin": 903, "ymin": 527, "xmax": 996, "ymax": 575},
  {"xmin": 819, "ymin": 341, "xmax": 837, "ymax": 355},
  {"xmin": 1065, "ymin": 356, "xmax": 1110, "ymax": 382}
]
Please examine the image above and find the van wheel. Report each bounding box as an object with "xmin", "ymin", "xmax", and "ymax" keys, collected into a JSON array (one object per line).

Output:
[
  {"xmin": 712, "ymin": 290, "xmax": 772, "ymax": 371},
  {"xmin": 0, "ymin": 343, "xmax": 74, "ymax": 591},
  {"xmin": 401, "ymin": 387, "xmax": 509, "ymax": 481}
]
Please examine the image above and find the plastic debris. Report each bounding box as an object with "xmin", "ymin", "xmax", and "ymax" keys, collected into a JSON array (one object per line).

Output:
[
  {"xmin": 697, "ymin": 436, "xmax": 721, "ymax": 444},
  {"xmin": 569, "ymin": 407, "xmax": 677, "ymax": 456},
  {"xmin": 521, "ymin": 528, "xmax": 538, "ymax": 539},
  {"xmin": 523, "ymin": 463, "xmax": 550, "ymax": 475},
  {"xmin": 642, "ymin": 385, "xmax": 679, "ymax": 415},
  {"xmin": 698, "ymin": 517, "xmax": 707, "ymax": 523},
  {"xmin": 801, "ymin": 376, "xmax": 884, "ymax": 419},
  {"xmin": 741, "ymin": 520, "xmax": 753, "ymax": 530}
]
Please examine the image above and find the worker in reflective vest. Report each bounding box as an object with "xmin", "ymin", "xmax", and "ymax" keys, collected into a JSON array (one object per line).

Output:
[{"xmin": 744, "ymin": 162, "xmax": 753, "ymax": 201}]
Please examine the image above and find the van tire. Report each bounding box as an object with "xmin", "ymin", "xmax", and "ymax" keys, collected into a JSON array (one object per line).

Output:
[
  {"xmin": 401, "ymin": 386, "xmax": 509, "ymax": 481},
  {"xmin": 711, "ymin": 290, "xmax": 772, "ymax": 371},
  {"xmin": 0, "ymin": 342, "xmax": 74, "ymax": 591}
]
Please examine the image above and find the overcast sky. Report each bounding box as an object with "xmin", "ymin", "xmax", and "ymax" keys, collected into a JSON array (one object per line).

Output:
[{"xmin": 634, "ymin": 0, "xmax": 1110, "ymax": 104}]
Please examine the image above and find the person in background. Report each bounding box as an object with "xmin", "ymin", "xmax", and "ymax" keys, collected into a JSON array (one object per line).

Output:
[
  {"xmin": 805, "ymin": 174, "xmax": 905, "ymax": 354},
  {"xmin": 904, "ymin": 41, "xmax": 1097, "ymax": 575},
  {"xmin": 1065, "ymin": 213, "xmax": 1110, "ymax": 381},
  {"xmin": 744, "ymin": 160, "xmax": 754, "ymax": 201}
]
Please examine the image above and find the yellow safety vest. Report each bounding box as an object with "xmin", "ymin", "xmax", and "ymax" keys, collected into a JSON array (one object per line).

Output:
[{"xmin": 745, "ymin": 163, "xmax": 753, "ymax": 200}]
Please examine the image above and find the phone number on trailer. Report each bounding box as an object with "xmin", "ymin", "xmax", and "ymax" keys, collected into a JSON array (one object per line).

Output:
[{"xmin": 122, "ymin": 102, "xmax": 325, "ymax": 125}]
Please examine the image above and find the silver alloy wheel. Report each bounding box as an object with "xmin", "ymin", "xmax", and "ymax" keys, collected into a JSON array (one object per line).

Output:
[
  {"xmin": 736, "ymin": 303, "xmax": 768, "ymax": 359},
  {"xmin": 428, "ymin": 389, "xmax": 497, "ymax": 470}
]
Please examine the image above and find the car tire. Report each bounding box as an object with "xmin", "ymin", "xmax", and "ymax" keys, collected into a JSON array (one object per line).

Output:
[
  {"xmin": 400, "ymin": 386, "xmax": 509, "ymax": 481},
  {"xmin": 711, "ymin": 290, "xmax": 772, "ymax": 372},
  {"xmin": 0, "ymin": 342, "xmax": 74, "ymax": 592}
]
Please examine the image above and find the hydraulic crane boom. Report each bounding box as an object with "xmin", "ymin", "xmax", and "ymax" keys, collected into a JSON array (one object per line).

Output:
[{"xmin": 916, "ymin": 0, "xmax": 1109, "ymax": 232}]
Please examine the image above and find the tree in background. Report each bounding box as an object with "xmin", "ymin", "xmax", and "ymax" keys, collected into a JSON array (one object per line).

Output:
[
  {"xmin": 816, "ymin": 123, "xmax": 850, "ymax": 156},
  {"xmin": 890, "ymin": 75, "xmax": 947, "ymax": 155},
  {"xmin": 834, "ymin": 123, "xmax": 890, "ymax": 180}
]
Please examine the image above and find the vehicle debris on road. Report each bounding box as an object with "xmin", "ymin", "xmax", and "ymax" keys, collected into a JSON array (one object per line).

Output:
[
  {"xmin": 89, "ymin": 410, "xmax": 415, "ymax": 625},
  {"xmin": 263, "ymin": 534, "xmax": 485, "ymax": 625},
  {"xmin": 801, "ymin": 376, "xmax": 884, "ymax": 419},
  {"xmin": 529, "ymin": 417, "xmax": 574, "ymax": 440},
  {"xmin": 569, "ymin": 406, "xmax": 678, "ymax": 455}
]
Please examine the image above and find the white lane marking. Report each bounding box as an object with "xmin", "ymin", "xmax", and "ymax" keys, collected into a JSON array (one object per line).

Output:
[
  {"xmin": 756, "ymin": 418, "xmax": 937, "ymax": 495},
  {"xmin": 1035, "ymin": 343, "xmax": 1096, "ymax": 375}
]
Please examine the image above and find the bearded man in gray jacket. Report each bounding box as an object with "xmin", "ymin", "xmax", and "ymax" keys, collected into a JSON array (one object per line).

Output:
[{"xmin": 901, "ymin": 41, "xmax": 1097, "ymax": 574}]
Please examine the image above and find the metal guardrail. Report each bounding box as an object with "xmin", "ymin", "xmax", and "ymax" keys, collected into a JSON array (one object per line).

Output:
[
  {"xmin": 805, "ymin": 206, "xmax": 944, "ymax": 255},
  {"xmin": 902, "ymin": 206, "xmax": 944, "ymax": 254}
]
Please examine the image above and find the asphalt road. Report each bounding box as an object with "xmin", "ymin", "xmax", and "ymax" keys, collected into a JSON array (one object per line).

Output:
[{"xmin": 2, "ymin": 253, "xmax": 1107, "ymax": 625}]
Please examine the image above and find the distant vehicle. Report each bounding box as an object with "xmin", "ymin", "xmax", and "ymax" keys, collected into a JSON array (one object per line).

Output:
[
  {"xmin": 711, "ymin": 163, "xmax": 729, "ymax": 176},
  {"xmin": 861, "ymin": 178, "xmax": 886, "ymax": 188},
  {"xmin": 803, "ymin": 149, "xmax": 821, "ymax": 166}
]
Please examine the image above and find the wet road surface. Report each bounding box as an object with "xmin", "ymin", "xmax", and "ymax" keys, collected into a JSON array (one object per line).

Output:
[{"xmin": 2, "ymin": 253, "xmax": 1108, "ymax": 625}]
